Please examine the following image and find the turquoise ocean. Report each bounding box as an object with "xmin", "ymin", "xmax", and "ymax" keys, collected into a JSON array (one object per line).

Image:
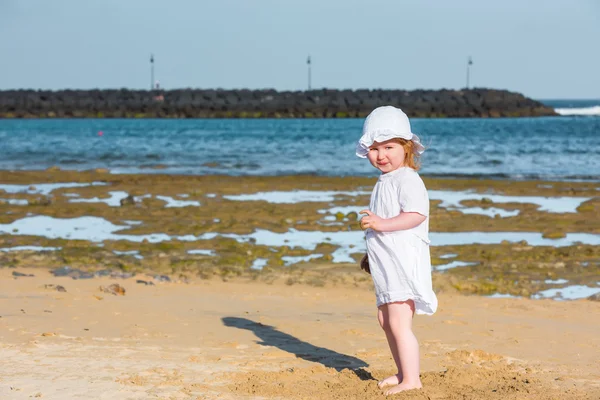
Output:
[{"xmin": 1, "ymin": 100, "xmax": 598, "ymax": 181}]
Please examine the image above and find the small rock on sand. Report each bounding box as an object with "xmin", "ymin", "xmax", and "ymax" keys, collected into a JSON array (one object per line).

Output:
[
  {"xmin": 587, "ymin": 292, "xmax": 600, "ymax": 302},
  {"xmin": 44, "ymin": 284, "xmax": 67, "ymax": 292},
  {"xmin": 12, "ymin": 271, "xmax": 35, "ymax": 277},
  {"xmin": 100, "ymin": 283, "xmax": 126, "ymax": 295}
]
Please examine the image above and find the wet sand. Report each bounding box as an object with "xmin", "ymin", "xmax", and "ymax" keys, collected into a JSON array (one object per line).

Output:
[{"xmin": 1, "ymin": 268, "xmax": 599, "ymax": 399}]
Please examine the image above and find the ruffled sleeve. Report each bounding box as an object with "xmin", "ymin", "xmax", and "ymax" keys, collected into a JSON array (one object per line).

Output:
[{"xmin": 399, "ymin": 173, "xmax": 429, "ymax": 217}]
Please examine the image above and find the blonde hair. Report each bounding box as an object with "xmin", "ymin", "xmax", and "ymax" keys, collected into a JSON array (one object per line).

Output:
[{"xmin": 393, "ymin": 138, "xmax": 421, "ymax": 170}]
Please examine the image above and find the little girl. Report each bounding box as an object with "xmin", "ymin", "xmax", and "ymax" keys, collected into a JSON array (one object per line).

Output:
[{"xmin": 356, "ymin": 106, "xmax": 438, "ymax": 395}]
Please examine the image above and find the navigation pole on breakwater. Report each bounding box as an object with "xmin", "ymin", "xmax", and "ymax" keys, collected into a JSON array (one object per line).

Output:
[
  {"xmin": 466, "ymin": 56, "xmax": 473, "ymax": 89},
  {"xmin": 150, "ymin": 54, "xmax": 155, "ymax": 91},
  {"xmin": 307, "ymin": 55, "xmax": 312, "ymax": 90}
]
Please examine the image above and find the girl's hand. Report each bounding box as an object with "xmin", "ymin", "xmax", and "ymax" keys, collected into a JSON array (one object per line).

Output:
[{"xmin": 360, "ymin": 210, "xmax": 386, "ymax": 231}]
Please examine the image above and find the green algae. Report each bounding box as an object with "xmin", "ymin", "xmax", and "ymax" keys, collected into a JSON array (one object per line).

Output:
[{"xmin": 1, "ymin": 170, "xmax": 599, "ymax": 297}]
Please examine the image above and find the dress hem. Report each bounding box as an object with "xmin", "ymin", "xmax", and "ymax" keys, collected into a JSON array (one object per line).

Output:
[{"xmin": 375, "ymin": 292, "xmax": 437, "ymax": 315}]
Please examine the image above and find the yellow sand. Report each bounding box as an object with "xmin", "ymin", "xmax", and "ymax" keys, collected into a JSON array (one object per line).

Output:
[{"xmin": 0, "ymin": 268, "xmax": 599, "ymax": 399}]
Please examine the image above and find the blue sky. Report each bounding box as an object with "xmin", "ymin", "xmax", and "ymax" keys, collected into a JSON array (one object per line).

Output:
[{"xmin": 1, "ymin": 0, "xmax": 598, "ymax": 99}]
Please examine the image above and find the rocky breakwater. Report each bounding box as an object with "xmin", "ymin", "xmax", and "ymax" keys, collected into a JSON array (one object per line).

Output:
[{"xmin": 0, "ymin": 88, "xmax": 556, "ymax": 118}]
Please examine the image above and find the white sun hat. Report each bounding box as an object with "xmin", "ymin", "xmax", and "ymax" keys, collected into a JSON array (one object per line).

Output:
[{"xmin": 355, "ymin": 106, "xmax": 425, "ymax": 158}]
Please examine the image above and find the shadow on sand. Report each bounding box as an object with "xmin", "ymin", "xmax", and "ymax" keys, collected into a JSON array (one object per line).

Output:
[{"xmin": 222, "ymin": 316, "xmax": 375, "ymax": 381}]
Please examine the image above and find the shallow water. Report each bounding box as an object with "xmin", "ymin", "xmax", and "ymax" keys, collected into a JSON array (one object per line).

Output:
[
  {"xmin": 434, "ymin": 260, "xmax": 479, "ymax": 271},
  {"xmin": 0, "ymin": 245, "xmax": 61, "ymax": 252},
  {"xmin": 2, "ymin": 216, "xmax": 599, "ymax": 250},
  {"xmin": 533, "ymin": 285, "xmax": 600, "ymax": 300},
  {"xmin": 0, "ymin": 182, "xmax": 107, "ymax": 195},
  {"xmin": 225, "ymin": 189, "xmax": 591, "ymax": 218}
]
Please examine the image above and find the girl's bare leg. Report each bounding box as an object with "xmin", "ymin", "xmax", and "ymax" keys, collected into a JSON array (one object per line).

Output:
[
  {"xmin": 384, "ymin": 300, "xmax": 422, "ymax": 395},
  {"xmin": 377, "ymin": 305, "xmax": 403, "ymax": 388}
]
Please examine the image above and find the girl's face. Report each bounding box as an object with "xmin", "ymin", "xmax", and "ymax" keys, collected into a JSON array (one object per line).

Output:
[{"xmin": 367, "ymin": 139, "xmax": 406, "ymax": 174}]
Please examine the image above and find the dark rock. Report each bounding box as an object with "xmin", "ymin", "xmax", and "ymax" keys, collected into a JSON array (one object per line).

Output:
[
  {"xmin": 51, "ymin": 266, "xmax": 74, "ymax": 277},
  {"xmin": 74, "ymin": 271, "xmax": 95, "ymax": 279},
  {"xmin": 93, "ymin": 269, "xmax": 135, "ymax": 279},
  {"xmin": 120, "ymin": 195, "xmax": 136, "ymax": 206},
  {"xmin": 12, "ymin": 271, "xmax": 34, "ymax": 277},
  {"xmin": 0, "ymin": 89, "xmax": 557, "ymax": 119},
  {"xmin": 153, "ymin": 275, "xmax": 171, "ymax": 282},
  {"xmin": 112, "ymin": 271, "xmax": 135, "ymax": 279},
  {"xmin": 136, "ymin": 279, "xmax": 155, "ymax": 286},
  {"xmin": 587, "ymin": 292, "xmax": 600, "ymax": 302},
  {"xmin": 51, "ymin": 266, "xmax": 94, "ymax": 279}
]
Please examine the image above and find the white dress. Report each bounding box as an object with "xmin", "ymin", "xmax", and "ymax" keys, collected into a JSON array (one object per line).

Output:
[{"xmin": 365, "ymin": 167, "xmax": 438, "ymax": 315}]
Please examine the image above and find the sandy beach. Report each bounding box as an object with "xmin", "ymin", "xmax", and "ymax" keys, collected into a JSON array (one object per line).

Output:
[{"xmin": 1, "ymin": 267, "xmax": 599, "ymax": 399}]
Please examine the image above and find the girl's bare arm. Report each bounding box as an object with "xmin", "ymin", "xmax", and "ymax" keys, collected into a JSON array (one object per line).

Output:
[{"xmin": 360, "ymin": 210, "xmax": 426, "ymax": 232}]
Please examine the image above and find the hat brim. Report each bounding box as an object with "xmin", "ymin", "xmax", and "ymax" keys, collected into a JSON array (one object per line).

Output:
[{"xmin": 355, "ymin": 132, "xmax": 425, "ymax": 158}]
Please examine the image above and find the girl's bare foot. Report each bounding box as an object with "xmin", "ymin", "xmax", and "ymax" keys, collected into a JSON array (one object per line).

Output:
[
  {"xmin": 377, "ymin": 374, "xmax": 402, "ymax": 389},
  {"xmin": 384, "ymin": 380, "xmax": 422, "ymax": 396}
]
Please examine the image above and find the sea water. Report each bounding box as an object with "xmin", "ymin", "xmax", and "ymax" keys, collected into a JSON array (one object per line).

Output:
[{"xmin": 0, "ymin": 100, "xmax": 598, "ymax": 181}]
